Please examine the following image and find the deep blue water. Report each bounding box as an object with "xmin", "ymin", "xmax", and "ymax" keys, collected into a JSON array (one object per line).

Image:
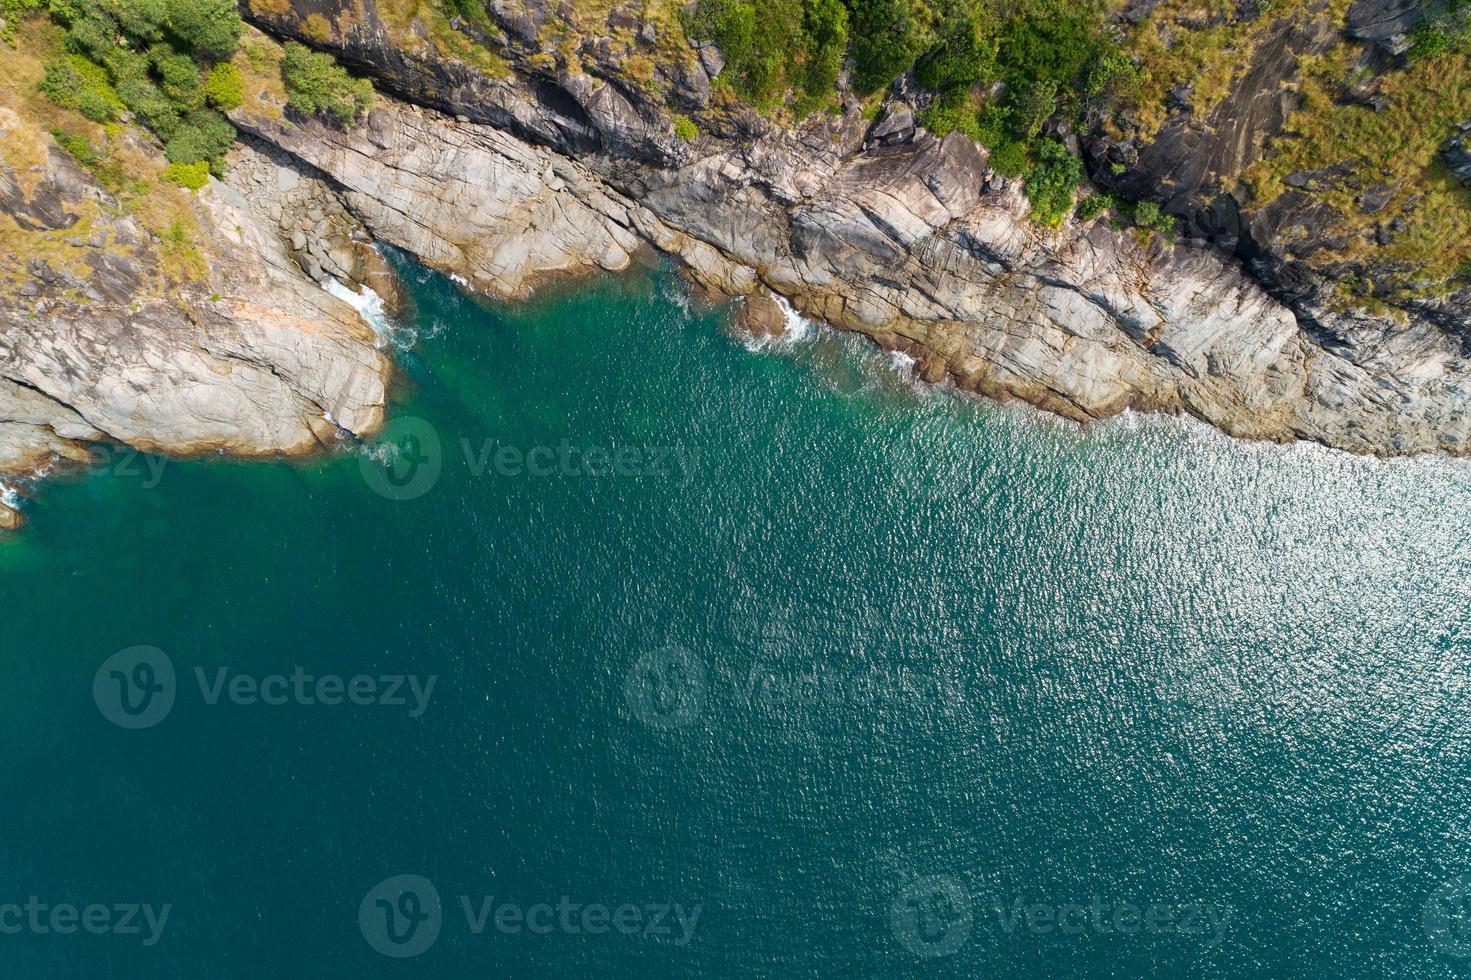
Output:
[{"xmin": 3, "ymin": 261, "xmax": 1470, "ymax": 977}]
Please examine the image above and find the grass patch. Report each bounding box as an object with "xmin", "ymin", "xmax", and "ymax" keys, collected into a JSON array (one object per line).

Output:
[
  {"xmin": 1241, "ymin": 39, "xmax": 1471, "ymax": 297},
  {"xmin": 1115, "ymin": 0, "xmax": 1354, "ymax": 136}
]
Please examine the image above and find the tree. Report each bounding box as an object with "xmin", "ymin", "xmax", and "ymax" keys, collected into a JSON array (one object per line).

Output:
[
  {"xmin": 164, "ymin": 0, "xmax": 241, "ymax": 57},
  {"xmin": 846, "ymin": 0, "xmax": 934, "ymax": 93},
  {"xmin": 914, "ymin": 6, "xmax": 995, "ymax": 91},
  {"xmin": 282, "ymin": 41, "xmax": 375, "ymax": 125}
]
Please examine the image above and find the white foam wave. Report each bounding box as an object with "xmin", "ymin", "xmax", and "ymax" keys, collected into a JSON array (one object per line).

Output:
[
  {"xmin": 324, "ymin": 278, "xmax": 391, "ymax": 341},
  {"xmin": 773, "ymin": 295, "xmax": 814, "ymax": 343},
  {"xmin": 886, "ymin": 349, "xmax": 917, "ymax": 374},
  {"xmin": 742, "ymin": 294, "xmax": 819, "ymax": 352}
]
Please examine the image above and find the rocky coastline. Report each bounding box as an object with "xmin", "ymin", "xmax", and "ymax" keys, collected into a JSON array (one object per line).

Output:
[{"xmin": 2, "ymin": 1, "xmax": 1470, "ymax": 528}]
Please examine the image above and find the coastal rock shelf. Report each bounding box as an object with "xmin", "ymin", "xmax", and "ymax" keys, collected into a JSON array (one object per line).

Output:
[
  {"xmin": 238, "ymin": 92, "xmax": 1468, "ymax": 457},
  {"xmin": 4, "ymin": 0, "xmax": 1471, "ymax": 529},
  {"xmin": 0, "ymin": 107, "xmax": 390, "ymax": 528}
]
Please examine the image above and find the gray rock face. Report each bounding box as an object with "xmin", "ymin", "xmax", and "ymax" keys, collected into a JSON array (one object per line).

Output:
[
  {"xmin": 238, "ymin": 95, "xmax": 1471, "ymax": 456},
  {"xmin": 1445, "ymin": 130, "xmax": 1471, "ymax": 188},
  {"xmin": 0, "ymin": 114, "xmax": 391, "ymax": 527},
  {"xmin": 1346, "ymin": 0, "xmax": 1424, "ymax": 54}
]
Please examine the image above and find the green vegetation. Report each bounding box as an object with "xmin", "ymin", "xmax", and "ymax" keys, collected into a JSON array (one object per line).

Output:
[
  {"xmin": 1131, "ymin": 198, "xmax": 1174, "ymax": 235},
  {"xmin": 1023, "ymin": 137, "xmax": 1083, "ymax": 226},
  {"xmin": 1409, "ymin": 0, "xmax": 1471, "ymax": 62},
  {"xmin": 846, "ymin": 0, "xmax": 930, "ymax": 93},
  {"xmin": 672, "ymin": 113, "xmax": 698, "ymax": 140},
  {"xmin": 1, "ymin": 0, "xmax": 44, "ymax": 42},
  {"xmin": 683, "ymin": 0, "xmax": 848, "ymax": 112},
  {"xmin": 50, "ymin": 128, "xmax": 100, "ymax": 166},
  {"xmin": 202, "ymin": 60, "xmax": 242, "ymax": 109},
  {"xmin": 38, "ymin": 52, "xmax": 122, "ymax": 120},
  {"xmin": 162, "ymin": 158, "xmax": 210, "ymax": 189},
  {"xmin": 1243, "ymin": 36, "xmax": 1471, "ymax": 300},
  {"xmin": 1075, "ymin": 189, "xmax": 1115, "ymax": 222},
  {"xmin": 29, "ymin": 0, "xmax": 242, "ymax": 172},
  {"xmin": 281, "ymin": 40, "xmax": 374, "ymax": 124},
  {"xmin": 679, "ymin": 0, "xmax": 1130, "ymax": 221}
]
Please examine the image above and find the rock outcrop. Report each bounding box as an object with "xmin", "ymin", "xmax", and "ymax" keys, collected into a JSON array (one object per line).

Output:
[
  {"xmin": 234, "ymin": 93, "xmax": 1469, "ymax": 455},
  {"xmin": 219, "ymin": 0, "xmax": 1470, "ymax": 459},
  {"xmin": 0, "ymin": 107, "xmax": 391, "ymax": 528},
  {"xmin": 5, "ymin": 0, "xmax": 1471, "ymax": 527}
]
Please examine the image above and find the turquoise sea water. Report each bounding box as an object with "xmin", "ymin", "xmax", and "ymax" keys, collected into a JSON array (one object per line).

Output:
[{"xmin": 3, "ymin": 259, "xmax": 1471, "ymax": 977}]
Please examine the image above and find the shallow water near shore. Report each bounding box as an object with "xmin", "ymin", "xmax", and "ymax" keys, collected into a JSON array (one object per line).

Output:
[{"xmin": 3, "ymin": 259, "xmax": 1471, "ymax": 977}]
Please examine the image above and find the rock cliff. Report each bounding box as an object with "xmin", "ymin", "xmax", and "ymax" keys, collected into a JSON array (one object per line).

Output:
[
  {"xmin": 225, "ymin": 0, "xmax": 1470, "ymax": 456},
  {"xmin": 0, "ymin": 100, "xmax": 390, "ymax": 528},
  {"xmin": 4, "ymin": 0, "xmax": 1470, "ymax": 528}
]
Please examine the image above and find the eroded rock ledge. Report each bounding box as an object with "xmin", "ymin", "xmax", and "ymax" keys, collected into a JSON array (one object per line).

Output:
[
  {"xmin": 0, "ymin": 106, "xmax": 391, "ymax": 529},
  {"xmin": 236, "ymin": 92, "xmax": 1469, "ymax": 457}
]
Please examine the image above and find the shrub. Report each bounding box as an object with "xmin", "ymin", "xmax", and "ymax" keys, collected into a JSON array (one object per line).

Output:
[
  {"xmin": 917, "ymin": 85, "xmax": 981, "ymax": 140},
  {"xmin": 673, "ymin": 114, "xmax": 698, "ymax": 141},
  {"xmin": 1133, "ymin": 198, "xmax": 1175, "ymax": 234},
  {"xmin": 151, "ymin": 46, "xmax": 205, "ymax": 109},
  {"xmin": 994, "ymin": 1, "xmax": 1103, "ymax": 91},
  {"xmin": 76, "ymin": 86, "xmax": 121, "ymax": 121},
  {"xmin": 799, "ymin": 0, "xmax": 848, "ymax": 101},
  {"xmin": 281, "ymin": 41, "xmax": 374, "ymax": 125},
  {"xmin": 1023, "ymin": 137, "xmax": 1082, "ymax": 226},
  {"xmin": 117, "ymin": 75, "xmax": 182, "ymax": 137},
  {"xmin": 203, "ymin": 61, "xmax": 242, "ymax": 109},
  {"xmin": 164, "ymin": 0, "xmax": 242, "ymax": 57},
  {"xmin": 1075, "ymin": 190, "xmax": 1114, "ymax": 222},
  {"xmin": 38, "ymin": 54, "xmax": 120, "ymax": 120},
  {"xmin": 687, "ymin": 0, "xmax": 848, "ymax": 108},
  {"xmin": 914, "ymin": 7, "xmax": 995, "ymax": 91},
  {"xmin": 846, "ymin": 0, "xmax": 933, "ymax": 93},
  {"xmin": 131, "ymin": 0, "xmax": 173, "ymax": 41},
  {"xmin": 164, "ymin": 108, "xmax": 235, "ymax": 164},
  {"xmin": 38, "ymin": 0, "xmax": 241, "ymax": 169},
  {"xmin": 1, "ymin": 0, "xmax": 45, "ymax": 44},
  {"xmin": 162, "ymin": 159, "xmax": 210, "ymax": 189},
  {"xmin": 987, "ymin": 138, "xmax": 1028, "ymax": 177},
  {"xmin": 51, "ymin": 129, "xmax": 99, "ymax": 167},
  {"xmin": 687, "ymin": 0, "xmax": 788, "ymax": 104},
  {"xmin": 1012, "ymin": 78, "xmax": 1057, "ymax": 141}
]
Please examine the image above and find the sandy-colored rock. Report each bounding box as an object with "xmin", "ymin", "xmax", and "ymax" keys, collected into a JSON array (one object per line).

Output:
[
  {"xmin": 0, "ymin": 118, "xmax": 392, "ymax": 518},
  {"xmin": 239, "ymin": 95, "xmax": 1470, "ymax": 457}
]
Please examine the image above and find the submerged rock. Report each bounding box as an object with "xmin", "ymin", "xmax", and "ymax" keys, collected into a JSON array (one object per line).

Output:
[{"xmin": 736, "ymin": 290, "xmax": 787, "ymax": 339}]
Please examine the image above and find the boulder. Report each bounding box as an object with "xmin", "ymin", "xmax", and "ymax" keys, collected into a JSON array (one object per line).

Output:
[
  {"xmin": 1444, "ymin": 131, "xmax": 1471, "ymax": 188},
  {"xmin": 736, "ymin": 290, "xmax": 786, "ymax": 339}
]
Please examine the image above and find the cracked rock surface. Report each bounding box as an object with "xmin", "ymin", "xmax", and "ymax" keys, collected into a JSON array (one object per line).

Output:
[
  {"xmin": 0, "ymin": 110, "xmax": 391, "ymax": 528},
  {"xmin": 238, "ymin": 94, "xmax": 1469, "ymax": 457}
]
